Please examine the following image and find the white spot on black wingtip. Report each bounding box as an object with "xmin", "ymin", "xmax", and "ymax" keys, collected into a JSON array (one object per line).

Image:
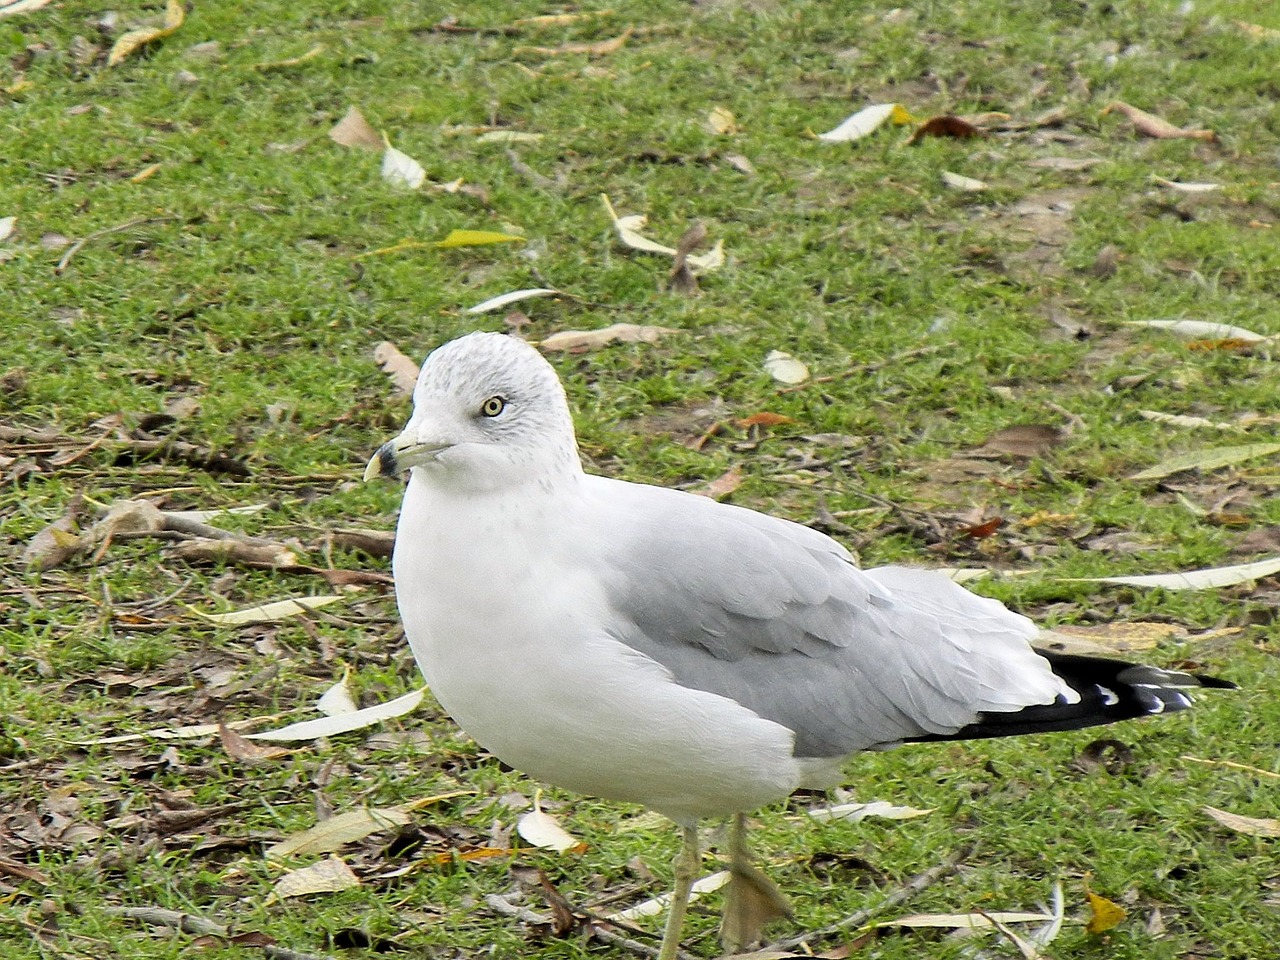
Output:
[{"xmin": 1097, "ymin": 685, "xmax": 1119, "ymax": 706}]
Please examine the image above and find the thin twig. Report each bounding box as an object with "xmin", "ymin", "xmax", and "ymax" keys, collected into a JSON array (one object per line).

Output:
[
  {"xmin": 54, "ymin": 216, "xmax": 179, "ymax": 275},
  {"xmin": 765, "ymin": 845, "xmax": 973, "ymax": 952},
  {"xmin": 107, "ymin": 907, "xmax": 337, "ymax": 960}
]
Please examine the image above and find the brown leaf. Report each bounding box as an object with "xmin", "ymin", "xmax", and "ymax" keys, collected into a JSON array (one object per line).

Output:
[
  {"xmin": 1089, "ymin": 243, "xmax": 1120, "ymax": 278},
  {"xmin": 695, "ymin": 466, "xmax": 744, "ymax": 500},
  {"xmin": 22, "ymin": 496, "xmax": 87, "ymax": 570},
  {"xmin": 1102, "ymin": 101, "xmax": 1216, "ymax": 142},
  {"xmin": 668, "ymin": 221, "xmax": 707, "ymax": 296},
  {"xmin": 329, "ymin": 106, "xmax": 382, "ymax": 152},
  {"xmin": 907, "ymin": 114, "xmax": 987, "ymax": 144},
  {"xmin": 372, "ymin": 341, "xmax": 420, "ymax": 396},
  {"xmin": 976, "ymin": 424, "xmax": 1065, "ymax": 458},
  {"xmin": 734, "ymin": 413, "xmax": 796, "ymax": 429},
  {"xmin": 218, "ymin": 721, "xmax": 291, "ymax": 763},
  {"xmin": 960, "ymin": 516, "xmax": 1004, "ymax": 539}
]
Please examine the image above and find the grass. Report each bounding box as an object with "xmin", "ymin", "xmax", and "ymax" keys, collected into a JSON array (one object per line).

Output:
[{"xmin": 2, "ymin": 0, "xmax": 1279, "ymax": 958}]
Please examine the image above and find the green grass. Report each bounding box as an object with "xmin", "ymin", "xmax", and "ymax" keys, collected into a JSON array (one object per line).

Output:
[{"xmin": 2, "ymin": 1, "xmax": 1278, "ymax": 958}]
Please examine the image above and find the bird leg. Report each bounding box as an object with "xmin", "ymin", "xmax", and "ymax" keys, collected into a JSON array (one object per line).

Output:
[
  {"xmin": 657, "ymin": 824, "xmax": 701, "ymax": 960},
  {"xmin": 720, "ymin": 812, "xmax": 793, "ymax": 953}
]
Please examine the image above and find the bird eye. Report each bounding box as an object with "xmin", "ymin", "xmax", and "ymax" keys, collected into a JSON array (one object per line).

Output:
[{"xmin": 480, "ymin": 396, "xmax": 506, "ymax": 418}]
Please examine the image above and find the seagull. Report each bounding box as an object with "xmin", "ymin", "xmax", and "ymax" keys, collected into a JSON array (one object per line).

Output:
[{"xmin": 365, "ymin": 331, "xmax": 1233, "ymax": 960}]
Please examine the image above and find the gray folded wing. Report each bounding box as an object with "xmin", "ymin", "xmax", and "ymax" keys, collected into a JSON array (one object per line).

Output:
[{"xmin": 590, "ymin": 478, "xmax": 1066, "ymax": 758}]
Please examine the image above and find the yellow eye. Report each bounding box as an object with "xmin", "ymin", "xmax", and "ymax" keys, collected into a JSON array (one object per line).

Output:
[{"xmin": 480, "ymin": 396, "xmax": 506, "ymax": 417}]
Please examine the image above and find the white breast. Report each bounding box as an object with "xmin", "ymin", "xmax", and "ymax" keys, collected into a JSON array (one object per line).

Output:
[{"xmin": 392, "ymin": 476, "xmax": 804, "ymax": 823}]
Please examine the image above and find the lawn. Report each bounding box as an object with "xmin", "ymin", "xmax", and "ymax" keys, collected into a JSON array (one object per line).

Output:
[{"xmin": 2, "ymin": 1, "xmax": 1278, "ymax": 958}]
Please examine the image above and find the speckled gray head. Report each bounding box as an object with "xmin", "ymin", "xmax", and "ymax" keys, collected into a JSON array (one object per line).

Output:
[{"xmin": 363, "ymin": 332, "xmax": 581, "ymax": 492}]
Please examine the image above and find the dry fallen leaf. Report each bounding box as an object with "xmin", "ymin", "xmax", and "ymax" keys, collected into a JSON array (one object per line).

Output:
[
  {"xmin": 1124, "ymin": 319, "xmax": 1269, "ymax": 343},
  {"xmin": 315, "ymin": 673, "xmax": 359, "ymax": 717},
  {"xmin": 269, "ymin": 808, "xmax": 413, "ymax": 860},
  {"xmin": 763, "ymin": 350, "xmax": 809, "ymax": 384},
  {"xmin": 517, "ymin": 794, "xmax": 587, "ymax": 854},
  {"xmin": 381, "ymin": 142, "xmax": 427, "ymax": 189},
  {"xmin": 601, "ymin": 195, "xmax": 725, "ymax": 273},
  {"xmin": 373, "ymin": 341, "xmax": 421, "ymax": 396},
  {"xmin": 1065, "ymin": 555, "xmax": 1280, "ymax": 590},
  {"xmin": 1203, "ymin": 805, "xmax": 1280, "ymax": 838},
  {"xmin": 1083, "ymin": 878, "xmax": 1126, "ymax": 935},
  {"xmin": 907, "ymin": 114, "xmax": 986, "ymax": 143},
  {"xmin": 0, "ymin": 215, "xmax": 15, "ymax": 242},
  {"xmin": 252, "ymin": 44, "xmax": 325, "ymax": 71},
  {"xmin": 267, "ymin": 855, "xmax": 360, "ymax": 903},
  {"xmin": 0, "ymin": 0, "xmax": 57, "ymax": 19},
  {"xmin": 735, "ymin": 412, "xmax": 795, "ymax": 429},
  {"xmin": 537, "ymin": 323, "xmax": 680, "ymax": 353},
  {"xmin": 977, "ymin": 424, "xmax": 1065, "ymax": 458},
  {"xmin": 434, "ymin": 229, "xmax": 526, "ymax": 248},
  {"xmin": 940, "ymin": 170, "xmax": 988, "ymax": 192},
  {"xmin": 607, "ymin": 871, "xmax": 731, "ymax": 921},
  {"xmin": 190, "ymin": 595, "xmax": 345, "ymax": 626},
  {"xmin": 707, "ymin": 106, "xmax": 739, "ymax": 135},
  {"xmin": 467, "ymin": 288, "xmax": 560, "ymax": 314},
  {"xmin": 218, "ymin": 721, "xmax": 291, "ymax": 763},
  {"xmin": 267, "ymin": 792, "xmax": 468, "ymax": 859},
  {"xmin": 329, "ymin": 106, "xmax": 382, "ymax": 152},
  {"xmin": 1153, "ymin": 177, "xmax": 1222, "ymax": 193},
  {"xmin": 1129, "ymin": 442, "xmax": 1280, "ymax": 481},
  {"xmin": 668, "ymin": 220, "xmax": 707, "ymax": 295},
  {"xmin": 1102, "ymin": 101, "xmax": 1216, "ymax": 141},
  {"xmin": 695, "ymin": 465, "xmax": 744, "ymax": 500},
  {"xmin": 1139, "ymin": 410, "xmax": 1237, "ymax": 431},
  {"xmin": 245, "ymin": 687, "xmax": 428, "ymax": 742},
  {"xmin": 107, "ymin": 0, "xmax": 184, "ymax": 67},
  {"xmin": 816, "ymin": 103, "xmax": 912, "ymax": 142},
  {"xmin": 805, "ymin": 800, "xmax": 933, "ymax": 823},
  {"xmin": 517, "ymin": 27, "xmax": 633, "ymax": 57}
]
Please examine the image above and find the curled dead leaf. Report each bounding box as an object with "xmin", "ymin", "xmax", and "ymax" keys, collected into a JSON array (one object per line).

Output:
[
  {"xmin": 329, "ymin": 106, "xmax": 382, "ymax": 152},
  {"xmin": 1102, "ymin": 101, "xmax": 1216, "ymax": 142},
  {"xmin": 907, "ymin": 114, "xmax": 986, "ymax": 143},
  {"xmin": 107, "ymin": 0, "xmax": 184, "ymax": 67},
  {"xmin": 976, "ymin": 424, "xmax": 1065, "ymax": 458},
  {"xmin": 373, "ymin": 341, "xmax": 421, "ymax": 396},
  {"xmin": 1203, "ymin": 805, "xmax": 1280, "ymax": 838},
  {"xmin": 536, "ymin": 323, "xmax": 680, "ymax": 353}
]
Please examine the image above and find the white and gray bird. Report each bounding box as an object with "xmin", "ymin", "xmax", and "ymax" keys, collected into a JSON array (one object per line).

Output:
[{"xmin": 365, "ymin": 331, "xmax": 1232, "ymax": 960}]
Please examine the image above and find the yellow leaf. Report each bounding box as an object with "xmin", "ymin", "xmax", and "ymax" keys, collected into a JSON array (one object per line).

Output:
[
  {"xmin": 890, "ymin": 103, "xmax": 917, "ymax": 124},
  {"xmin": 1084, "ymin": 881, "xmax": 1125, "ymax": 934},
  {"xmin": 433, "ymin": 229, "xmax": 526, "ymax": 248},
  {"xmin": 107, "ymin": 0, "xmax": 185, "ymax": 67},
  {"xmin": 130, "ymin": 163, "xmax": 162, "ymax": 183},
  {"xmin": 252, "ymin": 44, "xmax": 325, "ymax": 71}
]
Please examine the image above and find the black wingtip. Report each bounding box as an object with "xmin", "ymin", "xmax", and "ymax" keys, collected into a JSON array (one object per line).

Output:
[{"xmin": 908, "ymin": 651, "xmax": 1234, "ymax": 744}]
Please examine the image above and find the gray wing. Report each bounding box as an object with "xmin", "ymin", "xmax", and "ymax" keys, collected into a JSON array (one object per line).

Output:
[{"xmin": 587, "ymin": 476, "xmax": 1066, "ymax": 758}]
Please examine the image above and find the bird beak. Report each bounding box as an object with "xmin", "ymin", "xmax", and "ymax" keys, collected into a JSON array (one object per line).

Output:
[{"xmin": 362, "ymin": 433, "xmax": 453, "ymax": 480}]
